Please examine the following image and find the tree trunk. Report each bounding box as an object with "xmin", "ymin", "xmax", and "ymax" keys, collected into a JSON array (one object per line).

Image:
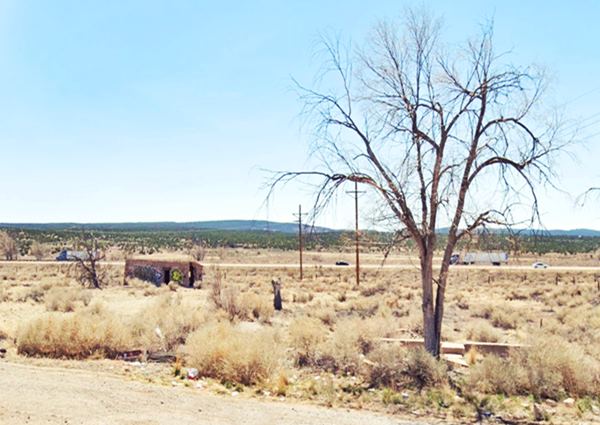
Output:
[{"xmin": 420, "ymin": 249, "xmax": 440, "ymax": 357}]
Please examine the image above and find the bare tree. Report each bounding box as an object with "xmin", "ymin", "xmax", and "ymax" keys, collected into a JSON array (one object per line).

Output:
[
  {"xmin": 0, "ymin": 231, "xmax": 18, "ymax": 261},
  {"xmin": 72, "ymin": 234, "xmax": 106, "ymax": 289},
  {"xmin": 270, "ymin": 11, "xmax": 569, "ymax": 356},
  {"xmin": 189, "ymin": 239, "xmax": 207, "ymax": 262},
  {"xmin": 29, "ymin": 241, "xmax": 47, "ymax": 261}
]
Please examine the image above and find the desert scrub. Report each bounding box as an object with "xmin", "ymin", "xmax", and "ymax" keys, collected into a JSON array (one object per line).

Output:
[
  {"xmin": 45, "ymin": 287, "xmax": 92, "ymax": 312},
  {"xmin": 288, "ymin": 316, "xmax": 328, "ymax": 367},
  {"xmin": 365, "ymin": 344, "xmax": 447, "ymax": 391},
  {"xmin": 468, "ymin": 336, "xmax": 600, "ymax": 399},
  {"xmin": 184, "ymin": 320, "xmax": 281, "ymax": 386},
  {"xmin": 239, "ymin": 292, "xmax": 274, "ymax": 323},
  {"xmin": 465, "ymin": 320, "xmax": 502, "ymax": 343},
  {"xmin": 17, "ymin": 307, "xmax": 132, "ymax": 359},
  {"xmin": 130, "ymin": 293, "xmax": 207, "ymax": 351}
]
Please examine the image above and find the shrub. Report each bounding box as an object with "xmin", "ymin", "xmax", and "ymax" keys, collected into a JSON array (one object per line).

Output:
[
  {"xmin": 468, "ymin": 336, "xmax": 600, "ymax": 399},
  {"xmin": 365, "ymin": 344, "xmax": 447, "ymax": 390},
  {"xmin": 184, "ymin": 321, "xmax": 281, "ymax": 385},
  {"xmin": 465, "ymin": 320, "xmax": 502, "ymax": 343},
  {"xmin": 130, "ymin": 293, "xmax": 207, "ymax": 351},
  {"xmin": 17, "ymin": 308, "xmax": 132, "ymax": 358},
  {"xmin": 288, "ymin": 317, "xmax": 328, "ymax": 367},
  {"xmin": 239, "ymin": 292, "xmax": 274, "ymax": 323},
  {"xmin": 45, "ymin": 287, "xmax": 91, "ymax": 312}
]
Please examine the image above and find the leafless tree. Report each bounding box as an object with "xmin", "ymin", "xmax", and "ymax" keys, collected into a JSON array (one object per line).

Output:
[
  {"xmin": 72, "ymin": 233, "xmax": 106, "ymax": 289},
  {"xmin": 269, "ymin": 11, "xmax": 569, "ymax": 356},
  {"xmin": 29, "ymin": 241, "xmax": 47, "ymax": 261},
  {"xmin": 189, "ymin": 240, "xmax": 207, "ymax": 262},
  {"xmin": 0, "ymin": 231, "xmax": 18, "ymax": 261}
]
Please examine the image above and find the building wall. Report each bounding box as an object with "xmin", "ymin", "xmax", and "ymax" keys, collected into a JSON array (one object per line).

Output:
[{"xmin": 125, "ymin": 259, "xmax": 203, "ymax": 287}]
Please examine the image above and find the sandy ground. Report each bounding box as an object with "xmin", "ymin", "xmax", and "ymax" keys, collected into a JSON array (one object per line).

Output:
[{"xmin": 0, "ymin": 361, "xmax": 430, "ymax": 425}]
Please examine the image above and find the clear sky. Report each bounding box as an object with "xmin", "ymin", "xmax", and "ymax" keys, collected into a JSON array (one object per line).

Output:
[{"xmin": 0, "ymin": 0, "xmax": 598, "ymax": 230}]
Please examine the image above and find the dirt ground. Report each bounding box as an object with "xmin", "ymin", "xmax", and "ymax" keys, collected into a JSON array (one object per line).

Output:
[{"xmin": 0, "ymin": 361, "xmax": 428, "ymax": 425}]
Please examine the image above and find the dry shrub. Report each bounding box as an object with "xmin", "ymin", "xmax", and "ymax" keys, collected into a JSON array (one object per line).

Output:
[
  {"xmin": 16, "ymin": 285, "xmax": 45, "ymax": 303},
  {"xmin": 318, "ymin": 320, "xmax": 363, "ymax": 374},
  {"xmin": 311, "ymin": 306, "xmax": 337, "ymax": 327},
  {"xmin": 0, "ymin": 286, "xmax": 10, "ymax": 302},
  {"xmin": 472, "ymin": 303, "xmax": 518, "ymax": 330},
  {"xmin": 184, "ymin": 321, "xmax": 281, "ymax": 385},
  {"xmin": 288, "ymin": 317, "xmax": 327, "ymax": 367},
  {"xmin": 45, "ymin": 287, "xmax": 92, "ymax": 312},
  {"xmin": 209, "ymin": 268, "xmax": 247, "ymax": 321},
  {"xmin": 239, "ymin": 292, "xmax": 274, "ymax": 323},
  {"xmin": 360, "ymin": 283, "xmax": 387, "ymax": 297},
  {"xmin": 130, "ymin": 293, "xmax": 207, "ymax": 351},
  {"xmin": 468, "ymin": 336, "xmax": 600, "ymax": 399},
  {"xmin": 17, "ymin": 307, "xmax": 132, "ymax": 358},
  {"xmin": 465, "ymin": 320, "xmax": 502, "ymax": 343},
  {"xmin": 365, "ymin": 344, "xmax": 447, "ymax": 390}
]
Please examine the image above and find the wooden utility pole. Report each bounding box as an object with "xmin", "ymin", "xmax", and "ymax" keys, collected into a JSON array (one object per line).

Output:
[
  {"xmin": 293, "ymin": 204, "xmax": 307, "ymax": 280},
  {"xmin": 346, "ymin": 181, "xmax": 365, "ymax": 286}
]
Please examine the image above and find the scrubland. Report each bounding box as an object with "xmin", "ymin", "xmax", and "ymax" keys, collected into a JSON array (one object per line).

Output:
[{"xmin": 0, "ymin": 251, "xmax": 599, "ymax": 424}]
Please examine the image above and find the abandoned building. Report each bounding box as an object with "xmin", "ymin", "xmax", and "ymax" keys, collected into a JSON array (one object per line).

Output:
[{"xmin": 124, "ymin": 256, "xmax": 203, "ymax": 287}]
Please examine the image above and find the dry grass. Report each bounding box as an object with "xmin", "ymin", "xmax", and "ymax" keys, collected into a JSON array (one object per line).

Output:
[
  {"xmin": 184, "ymin": 320, "xmax": 281, "ymax": 385},
  {"xmin": 468, "ymin": 335, "xmax": 600, "ymax": 399},
  {"xmin": 129, "ymin": 293, "xmax": 208, "ymax": 352},
  {"xmin": 16, "ymin": 305, "xmax": 132, "ymax": 358},
  {"xmin": 366, "ymin": 344, "xmax": 447, "ymax": 390},
  {"xmin": 45, "ymin": 287, "xmax": 92, "ymax": 312}
]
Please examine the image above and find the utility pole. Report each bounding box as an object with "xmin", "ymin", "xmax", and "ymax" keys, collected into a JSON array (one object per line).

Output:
[
  {"xmin": 293, "ymin": 204, "xmax": 308, "ymax": 280},
  {"xmin": 346, "ymin": 181, "xmax": 365, "ymax": 286}
]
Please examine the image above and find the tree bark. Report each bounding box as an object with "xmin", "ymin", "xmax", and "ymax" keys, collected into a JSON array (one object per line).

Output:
[{"xmin": 420, "ymin": 247, "xmax": 440, "ymax": 357}]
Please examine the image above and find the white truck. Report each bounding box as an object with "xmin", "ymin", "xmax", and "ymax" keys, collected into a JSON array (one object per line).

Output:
[{"xmin": 451, "ymin": 252, "xmax": 508, "ymax": 266}]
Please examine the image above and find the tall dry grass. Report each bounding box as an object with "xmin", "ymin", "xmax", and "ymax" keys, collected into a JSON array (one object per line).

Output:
[
  {"xmin": 184, "ymin": 321, "xmax": 281, "ymax": 385},
  {"xmin": 468, "ymin": 335, "xmax": 600, "ymax": 399},
  {"xmin": 17, "ymin": 305, "xmax": 132, "ymax": 358}
]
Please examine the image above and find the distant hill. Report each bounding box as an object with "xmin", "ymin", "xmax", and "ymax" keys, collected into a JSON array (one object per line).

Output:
[{"xmin": 0, "ymin": 220, "xmax": 335, "ymax": 234}]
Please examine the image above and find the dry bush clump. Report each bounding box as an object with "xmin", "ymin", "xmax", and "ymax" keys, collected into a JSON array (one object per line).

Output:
[
  {"xmin": 288, "ymin": 316, "xmax": 328, "ymax": 367},
  {"xmin": 16, "ymin": 307, "xmax": 132, "ymax": 358},
  {"xmin": 45, "ymin": 287, "xmax": 92, "ymax": 312},
  {"xmin": 316, "ymin": 320, "xmax": 365, "ymax": 374},
  {"xmin": 184, "ymin": 321, "xmax": 281, "ymax": 385},
  {"xmin": 465, "ymin": 320, "xmax": 502, "ymax": 343},
  {"xmin": 365, "ymin": 344, "xmax": 447, "ymax": 391},
  {"xmin": 468, "ymin": 336, "xmax": 600, "ymax": 399},
  {"xmin": 130, "ymin": 293, "xmax": 208, "ymax": 351},
  {"xmin": 239, "ymin": 292, "xmax": 274, "ymax": 323},
  {"xmin": 471, "ymin": 303, "xmax": 519, "ymax": 330}
]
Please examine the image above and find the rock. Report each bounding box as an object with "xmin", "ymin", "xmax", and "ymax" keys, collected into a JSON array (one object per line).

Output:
[
  {"xmin": 563, "ymin": 397, "xmax": 575, "ymax": 407},
  {"xmin": 545, "ymin": 399, "xmax": 557, "ymax": 406}
]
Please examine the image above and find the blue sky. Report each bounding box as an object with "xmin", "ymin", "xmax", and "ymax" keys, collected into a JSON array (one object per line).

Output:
[{"xmin": 0, "ymin": 0, "xmax": 599, "ymax": 229}]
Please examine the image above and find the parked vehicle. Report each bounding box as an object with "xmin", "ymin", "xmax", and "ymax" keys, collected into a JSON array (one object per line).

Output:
[
  {"xmin": 335, "ymin": 261, "xmax": 350, "ymax": 266},
  {"xmin": 452, "ymin": 252, "xmax": 509, "ymax": 266},
  {"xmin": 532, "ymin": 261, "xmax": 549, "ymax": 269},
  {"xmin": 56, "ymin": 250, "xmax": 91, "ymax": 261}
]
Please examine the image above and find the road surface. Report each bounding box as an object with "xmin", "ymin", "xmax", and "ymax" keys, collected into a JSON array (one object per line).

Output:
[
  {"xmin": 0, "ymin": 362, "xmax": 430, "ymax": 425},
  {"xmin": 2, "ymin": 260, "xmax": 600, "ymax": 272}
]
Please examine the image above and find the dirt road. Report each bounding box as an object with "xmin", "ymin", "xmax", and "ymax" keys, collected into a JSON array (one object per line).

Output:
[
  {"xmin": 0, "ymin": 362, "xmax": 428, "ymax": 425},
  {"xmin": 3, "ymin": 259, "xmax": 600, "ymax": 272}
]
